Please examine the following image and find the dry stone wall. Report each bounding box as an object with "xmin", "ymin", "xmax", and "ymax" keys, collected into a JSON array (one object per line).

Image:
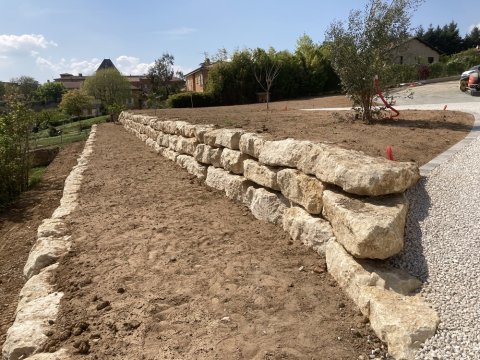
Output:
[{"xmin": 119, "ymin": 112, "xmax": 438, "ymax": 360}]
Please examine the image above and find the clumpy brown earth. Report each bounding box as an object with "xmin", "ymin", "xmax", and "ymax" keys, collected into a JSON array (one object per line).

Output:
[
  {"xmin": 138, "ymin": 95, "xmax": 474, "ymax": 166},
  {"xmin": 0, "ymin": 142, "xmax": 84, "ymax": 345},
  {"xmin": 43, "ymin": 124, "xmax": 388, "ymax": 359}
]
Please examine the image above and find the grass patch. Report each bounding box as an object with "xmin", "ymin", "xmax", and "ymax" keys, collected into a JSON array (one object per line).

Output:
[
  {"xmin": 32, "ymin": 115, "xmax": 107, "ymax": 148},
  {"xmin": 28, "ymin": 166, "xmax": 47, "ymax": 188}
]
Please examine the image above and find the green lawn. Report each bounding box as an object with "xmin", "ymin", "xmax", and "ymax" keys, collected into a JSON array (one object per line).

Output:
[
  {"xmin": 28, "ymin": 166, "xmax": 47, "ymax": 188},
  {"xmin": 32, "ymin": 115, "xmax": 107, "ymax": 148}
]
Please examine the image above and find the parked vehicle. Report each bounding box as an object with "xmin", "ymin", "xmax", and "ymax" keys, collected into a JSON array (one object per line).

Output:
[
  {"xmin": 467, "ymin": 70, "xmax": 480, "ymax": 91},
  {"xmin": 460, "ymin": 65, "xmax": 480, "ymax": 91}
]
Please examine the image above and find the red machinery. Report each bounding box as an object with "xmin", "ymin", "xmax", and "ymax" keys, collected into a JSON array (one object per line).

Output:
[{"xmin": 374, "ymin": 75, "xmax": 400, "ymax": 118}]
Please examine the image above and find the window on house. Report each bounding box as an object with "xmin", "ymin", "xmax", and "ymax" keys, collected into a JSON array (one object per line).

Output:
[
  {"xmin": 428, "ymin": 57, "xmax": 434, "ymax": 64},
  {"xmin": 399, "ymin": 56, "xmax": 403, "ymax": 64},
  {"xmin": 196, "ymin": 74, "xmax": 203, "ymax": 86}
]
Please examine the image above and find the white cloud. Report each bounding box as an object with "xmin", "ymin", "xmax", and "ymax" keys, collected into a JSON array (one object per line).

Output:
[
  {"xmin": 35, "ymin": 56, "xmax": 100, "ymax": 76},
  {"xmin": 469, "ymin": 23, "xmax": 480, "ymax": 32},
  {"xmin": 0, "ymin": 34, "xmax": 57, "ymax": 54},
  {"xmin": 115, "ymin": 55, "xmax": 153, "ymax": 75}
]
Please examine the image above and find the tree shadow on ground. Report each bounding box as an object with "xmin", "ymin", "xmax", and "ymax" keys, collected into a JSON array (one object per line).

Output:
[{"xmin": 389, "ymin": 177, "xmax": 431, "ymax": 283}]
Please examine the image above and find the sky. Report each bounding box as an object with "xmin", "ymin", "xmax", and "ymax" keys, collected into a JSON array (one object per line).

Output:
[{"xmin": 0, "ymin": 0, "xmax": 477, "ymax": 83}]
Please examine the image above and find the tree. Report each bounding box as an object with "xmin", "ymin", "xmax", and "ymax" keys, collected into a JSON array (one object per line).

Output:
[
  {"xmin": 35, "ymin": 82, "xmax": 66, "ymax": 104},
  {"xmin": 147, "ymin": 53, "xmax": 175, "ymax": 100},
  {"xmin": 59, "ymin": 90, "xmax": 94, "ymax": 117},
  {"xmin": 465, "ymin": 26, "xmax": 480, "ymax": 49},
  {"xmin": 0, "ymin": 96, "xmax": 34, "ymax": 205},
  {"xmin": 82, "ymin": 68, "xmax": 131, "ymax": 108},
  {"xmin": 253, "ymin": 48, "xmax": 281, "ymax": 109},
  {"xmin": 10, "ymin": 76, "xmax": 39, "ymax": 102},
  {"xmin": 0, "ymin": 82, "xmax": 5, "ymax": 100},
  {"xmin": 326, "ymin": 0, "xmax": 423, "ymax": 123}
]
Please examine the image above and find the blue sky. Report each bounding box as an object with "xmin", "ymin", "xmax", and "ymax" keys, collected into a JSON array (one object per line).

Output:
[{"xmin": 0, "ymin": 0, "xmax": 477, "ymax": 83}]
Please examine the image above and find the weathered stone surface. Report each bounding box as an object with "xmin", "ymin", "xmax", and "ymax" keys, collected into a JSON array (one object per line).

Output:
[
  {"xmin": 145, "ymin": 138, "xmax": 156, "ymax": 149},
  {"xmin": 205, "ymin": 166, "xmax": 229, "ymax": 192},
  {"xmin": 277, "ymin": 169, "xmax": 325, "ymax": 214},
  {"xmin": 27, "ymin": 349, "xmax": 70, "ymax": 360},
  {"xmin": 214, "ymin": 129, "xmax": 245, "ymax": 150},
  {"xmin": 258, "ymin": 139, "xmax": 314, "ymax": 168},
  {"xmin": 168, "ymin": 135, "xmax": 179, "ymax": 150},
  {"xmin": 194, "ymin": 144, "xmax": 223, "ymax": 167},
  {"xmin": 322, "ymin": 189, "xmax": 407, "ymax": 259},
  {"xmin": 174, "ymin": 121, "xmax": 189, "ymax": 136},
  {"xmin": 24, "ymin": 236, "xmax": 71, "ymax": 279},
  {"xmin": 37, "ymin": 219, "xmax": 68, "ymax": 238},
  {"xmin": 243, "ymin": 159, "xmax": 280, "ymax": 191},
  {"xmin": 326, "ymin": 241, "xmax": 439, "ymax": 360},
  {"xmin": 161, "ymin": 120, "xmax": 178, "ymax": 134},
  {"xmin": 17, "ymin": 264, "xmax": 57, "ymax": 312},
  {"xmin": 282, "ymin": 207, "xmax": 335, "ymax": 255},
  {"xmin": 247, "ymin": 187, "xmax": 289, "ymax": 225},
  {"xmin": 203, "ymin": 129, "xmax": 223, "ymax": 147},
  {"xmin": 175, "ymin": 136, "xmax": 198, "ymax": 156},
  {"xmin": 220, "ymin": 148, "xmax": 251, "ymax": 174},
  {"xmin": 162, "ymin": 148, "xmax": 179, "ymax": 162},
  {"xmin": 194, "ymin": 124, "xmax": 215, "ymax": 143},
  {"xmin": 2, "ymin": 291, "xmax": 63, "ymax": 360},
  {"xmin": 176, "ymin": 155, "xmax": 208, "ymax": 180},
  {"xmin": 300, "ymin": 143, "xmax": 420, "ymax": 196},
  {"xmin": 157, "ymin": 132, "xmax": 170, "ymax": 148},
  {"xmin": 239, "ymin": 133, "xmax": 265, "ymax": 158},
  {"xmin": 177, "ymin": 122, "xmax": 196, "ymax": 138}
]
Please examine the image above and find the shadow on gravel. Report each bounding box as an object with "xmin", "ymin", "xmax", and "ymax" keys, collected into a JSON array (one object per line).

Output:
[{"xmin": 390, "ymin": 177, "xmax": 430, "ymax": 283}]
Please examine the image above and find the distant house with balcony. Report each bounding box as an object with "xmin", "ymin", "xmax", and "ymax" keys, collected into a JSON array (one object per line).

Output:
[
  {"xmin": 54, "ymin": 59, "xmax": 184, "ymax": 109},
  {"xmin": 390, "ymin": 37, "xmax": 441, "ymax": 65},
  {"xmin": 185, "ymin": 60, "xmax": 217, "ymax": 93}
]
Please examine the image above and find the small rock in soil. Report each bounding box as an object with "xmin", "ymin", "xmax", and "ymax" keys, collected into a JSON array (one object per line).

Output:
[
  {"xmin": 73, "ymin": 340, "xmax": 90, "ymax": 354},
  {"xmin": 124, "ymin": 320, "xmax": 141, "ymax": 331},
  {"xmin": 96, "ymin": 300, "xmax": 110, "ymax": 311},
  {"xmin": 117, "ymin": 287, "xmax": 125, "ymax": 294}
]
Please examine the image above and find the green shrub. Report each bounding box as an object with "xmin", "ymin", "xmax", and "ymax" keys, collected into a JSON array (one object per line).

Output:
[{"xmin": 167, "ymin": 92, "xmax": 215, "ymax": 108}]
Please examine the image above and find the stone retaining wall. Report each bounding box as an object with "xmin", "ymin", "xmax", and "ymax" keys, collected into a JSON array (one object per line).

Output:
[{"xmin": 120, "ymin": 111, "xmax": 439, "ymax": 360}]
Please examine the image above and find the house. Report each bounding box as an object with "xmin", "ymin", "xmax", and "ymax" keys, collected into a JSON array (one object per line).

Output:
[
  {"xmin": 390, "ymin": 37, "xmax": 441, "ymax": 65},
  {"xmin": 185, "ymin": 60, "xmax": 216, "ymax": 93},
  {"xmin": 54, "ymin": 59, "xmax": 185, "ymax": 109}
]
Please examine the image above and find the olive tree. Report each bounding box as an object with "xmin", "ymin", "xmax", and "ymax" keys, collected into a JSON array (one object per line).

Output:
[
  {"xmin": 326, "ymin": 0, "xmax": 423, "ymax": 123},
  {"xmin": 59, "ymin": 90, "xmax": 94, "ymax": 117}
]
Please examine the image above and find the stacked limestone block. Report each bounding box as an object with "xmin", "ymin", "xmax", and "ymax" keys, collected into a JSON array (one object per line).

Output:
[{"xmin": 119, "ymin": 112, "xmax": 439, "ymax": 359}]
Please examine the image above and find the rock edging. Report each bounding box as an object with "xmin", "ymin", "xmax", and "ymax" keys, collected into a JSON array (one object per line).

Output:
[{"xmin": 2, "ymin": 126, "xmax": 98, "ymax": 360}]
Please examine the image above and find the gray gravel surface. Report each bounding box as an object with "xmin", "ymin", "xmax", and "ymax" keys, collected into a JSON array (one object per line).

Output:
[{"xmin": 393, "ymin": 131, "xmax": 480, "ymax": 360}]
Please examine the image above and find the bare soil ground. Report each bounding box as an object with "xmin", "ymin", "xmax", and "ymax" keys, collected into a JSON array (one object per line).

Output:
[
  {"xmin": 0, "ymin": 142, "xmax": 84, "ymax": 345},
  {"xmin": 41, "ymin": 124, "xmax": 388, "ymax": 359},
  {"xmin": 138, "ymin": 95, "xmax": 474, "ymax": 166}
]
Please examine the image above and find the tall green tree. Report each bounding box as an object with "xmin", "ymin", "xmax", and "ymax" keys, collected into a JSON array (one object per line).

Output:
[
  {"xmin": 326, "ymin": 0, "xmax": 423, "ymax": 123},
  {"xmin": 35, "ymin": 82, "xmax": 66, "ymax": 104},
  {"xmin": 0, "ymin": 96, "xmax": 34, "ymax": 205},
  {"xmin": 82, "ymin": 68, "xmax": 131, "ymax": 108},
  {"xmin": 59, "ymin": 90, "xmax": 94, "ymax": 117},
  {"xmin": 10, "ymin": 76, "xmax": 39, "ymax": 102},
  {"xmin": 147, "ymin": 53, "xmax": 176, "ymax": 100},
  {"xmin": 464, "ymin": 26, "xmax": 480, "ymax": 49}
]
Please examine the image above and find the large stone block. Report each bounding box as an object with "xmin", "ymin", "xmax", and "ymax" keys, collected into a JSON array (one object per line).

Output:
[
  {"xmin": 175, "ymin": 136, "xmax": 198, "ymax": 156},
  {"xmin": 177, "ymin": 122, "xmax": 196, "ymax": 138},
  {"xmin": 27, "ymin": 349, "xmax": 70, "ymax": 360},
  {"xmin": 239, "ymin": 133, "xmax": 265, "ymax": 158},
  {"xmin": 322, "ymin": 189, "xmax": 407, "ymax": 259},
  {"xmin": 161, "ymin": 120, "xmax": 178, "ymax": 134},
  {"xmin": 205, "ymin": 166, "xmax": 229, "ymax": 192},
  {"xmin": 24, "ymin": 236, "xmax": 71, "ymax": 279},
  {"xmin": 157, "ymin": 132, "xmax": 170, "ymax": 148},
  {"xmin": 300, "ymin": 144, "xmax": 420, "ymax": 196},
  {"xmin": 220, "ymin": 148, "xmax": 251, "ymax": 174},
  {"xmin": 326, "ymin": 241, "xmax": 439, "ymax": 360},
  {"xmin": 2, "ymin": 291, "xmax": 63, "ymax": 360},
  {"xmin": 282, "ymin": 207, "xmax": 335, "ymax": 255},
  {"xmin": 176, "ymin": 155, "xmax": 208, "ymax": 180},
  {"xmin": 247, "ymin": 187, "xmax": 289, "ymax": 225},
  {"xmin": 194, "ymin": 124, "xmax": 215, "ymax": 143},
  {"xmin": 194, "ymin": 144, "xmax": 223, "ymax": 167},
  {"xmin": 17, "ymin": 264, "xmax": 57, "ymax": 312},
  {"xmin": 37, "ymin": 219, "xmax": 68, "ymax": 238},
  {"xmin": 259, "ymin": 139, "xmax": 314, "ymax": 168},
  {"xmin": 162, "ymin": 148, "xmax": 179, "ymax": 162},
  {"xmin": 203, "ymin": 129, "xmax": 223, "ymax": 147},
  {"xmin": 243, "ymin": 159, "xmax": 280, "ymax": 191},
  {"xmin": 277, "ymin": 169, "xmax": 325, "ymax": 214},
  {"xmin": 214, "ymin": 129, "xmax": 245, "ymax": 150}
]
